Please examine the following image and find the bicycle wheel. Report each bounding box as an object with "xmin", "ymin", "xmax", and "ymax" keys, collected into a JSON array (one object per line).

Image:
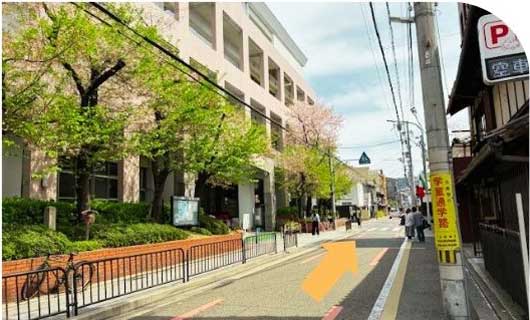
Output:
[
  {"xmin": 21, "ymin": 270, "xmax": 46, "ymax": 300},
  {"xmin": 74, "ymin": 262, "xmax": 95, "ymax": 292}
]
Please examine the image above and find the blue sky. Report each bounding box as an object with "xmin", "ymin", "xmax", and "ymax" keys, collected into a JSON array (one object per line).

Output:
[{"xmin": 268, "ymin": 2, "xmax": 469, "ymax": 179}]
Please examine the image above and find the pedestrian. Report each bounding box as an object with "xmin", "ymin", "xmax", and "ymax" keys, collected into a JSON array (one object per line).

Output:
[
  {"xmin": 405, "ymin": 208, "xmax": 415, "ymax": 239},
  {"xmin": 412, "ymin": 206, "xmax": 425, "ymax": 242},
  {"xmin": 311, "ymin": 210, "xmax": 320, "ymax": 236},
  {"xmin": 353, "ymin": 208, "xmax": 361, "ymax": 227}
]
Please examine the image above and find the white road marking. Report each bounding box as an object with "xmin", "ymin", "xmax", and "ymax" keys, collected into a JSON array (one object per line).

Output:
[
  {"xmin": 392, "ymin": 227, "xmax": 401, "ymax": 232},
  {"xmin": 366, "ymin": 238, "xmax": 408, "ymax": 320},
  {"xmin": 380, "ymin": 227, "xmax": 389, "ymax": 231},
  {"xmin": 367, "ymin": 228, "xmax": 378, "ymax": 232}
]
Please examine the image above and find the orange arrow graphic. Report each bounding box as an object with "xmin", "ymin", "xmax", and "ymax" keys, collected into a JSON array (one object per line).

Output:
[{"xmin": 302, "ymin": 241, "xmax": 358, "ymax": 302}]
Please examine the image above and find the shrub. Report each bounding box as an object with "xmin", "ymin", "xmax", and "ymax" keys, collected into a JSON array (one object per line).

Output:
[
  {"xmin": 2, "ymin": 225, "xmax": 72, "ymax": 261},
  {"xmin": 199, "ymin": 213, "xmax": 230, "ymax": 235},
  {"xmin": 2, "ymin": 197, "xmax": 75, "ymax": 226},
  {"xmin": 190, "ymin": 227, "xmax": 213, "ymax": 236},
  {"xmin": 91, "ymin": 200, "xmax": 151, "ymax": 224},
  {"xmin": 277, "ymin": 207, "xmax": 297, "ymax": 217},
  {"xmin": 70, "ymin": 240, "xmax": 104, "ymax": 253},
  {"xmin": 92, "ymin": 223, "xmax": 189, "ymax": 247}
]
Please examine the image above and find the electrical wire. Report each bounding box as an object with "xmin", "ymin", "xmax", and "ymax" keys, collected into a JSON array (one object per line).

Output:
[
  {"xmin": 75, "ymin": 2, "xmax": 365, "ymax": 178},
  {"xmin": 434, "ymin": 5, "xmax": 450, "ymax": 100},
  {"xmin": 338, "ymin": 140, "xmax": 401, "ymax": 149},
  {"xmin": 385, "ymin": 3, "xmax": 404, "ymax": 122}
]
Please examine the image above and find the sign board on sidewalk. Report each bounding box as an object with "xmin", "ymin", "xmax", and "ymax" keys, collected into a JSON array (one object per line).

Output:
[
  {"xmin": 430, "ymin": 172, "xmax": 461, "ymax": 263},
  {"xmin": 478, "ymin": 14, "xmax": 528, "ymax": 84},
  {"xmin": 242, "ymin": 213, "xmax": 250, "ymax": 231},
  {"xmin": 171, "ymin": 196, "xmax": 199, "ymax": 226}
]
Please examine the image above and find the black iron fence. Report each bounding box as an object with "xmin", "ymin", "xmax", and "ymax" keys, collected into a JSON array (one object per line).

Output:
[
  {"xmin": 283, "ymin": 232, "xmax": 298, "ymax": 250},
  {"xmin": 244, "ymin": 233, "xmax": 277, "ymax": 259},
  {"xmin": 74, "ymin": 248, "xmax": 186, "ymax": 312},
  {"xmin": 2, "ymin": 233, "xmax": 294, "ymax": 319},
  {"xmin": 187, "ymin": 239, "xmax": 244, "ymax": 280},
  {"xmin": 479, "ymin": 223, "xmax": 528, "ymax": 310},
  {"xmin": 2, "ymin": 267, "xmax": 72, "ymax": 320}
]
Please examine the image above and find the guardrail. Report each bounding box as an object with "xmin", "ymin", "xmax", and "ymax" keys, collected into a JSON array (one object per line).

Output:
[
  {"xmin": 2, "ymin": 267, "xmax": 72, "ymax": 320},
  {"xmin": 3, "ymin": 232, "xmax": 302, "ymax": 319},
  {"xmin": 186, "ymin": 239, "xmax": 244, "ymax": 281},
  {"xmin": 244, "ymin": 233, "xmax": 277, "ymax": 259},
  {"xmin": 73, "ymin": 248, "xmax": 186, "ymax": 313},
  {"xmin": 283, "ymin": 232, "xmax": 298, "ymax": 250}
]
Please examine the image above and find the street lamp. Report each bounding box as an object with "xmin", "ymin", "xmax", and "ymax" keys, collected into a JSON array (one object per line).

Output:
[{"xmin": 387, "ymin": 119, "xmax": 432, "ymax": 224}]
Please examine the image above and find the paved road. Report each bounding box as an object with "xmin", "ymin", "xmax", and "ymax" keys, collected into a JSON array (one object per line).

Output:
[{"xmin": 123, "ymin": 218, "xmax": 444, "ymax": 320}]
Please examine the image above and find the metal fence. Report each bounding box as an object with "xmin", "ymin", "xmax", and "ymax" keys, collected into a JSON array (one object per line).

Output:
[
  {"xmin": 73, "ymin": 248, "xmax": 186, "ymax": 312},
  {"xmin": 2, "ymin": 267, "xmax": 72, "ymax": 320},
  {"xmin": 283, "ymin": 232, "xmax": 298, "ymax": 250},
  {"xmin": 3, "ymin": 233, "xmax": 298, "ymax": 319},
  {"xmin": 244, "ymin": 233, "xmax": 277, "ymax": 259},
  {"xmin": 186, "ymin": 239, "xmax": 244, "ymax": 280},
  {"xmin": 479, "ymin": 223, "xmax": 528, "ymax": 310}
]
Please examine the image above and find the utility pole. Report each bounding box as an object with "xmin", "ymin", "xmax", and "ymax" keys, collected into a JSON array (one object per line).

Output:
[
  {"xmin": 329, "ymin": 150, "xmax": 336, "ymax": 221},
  {"xmin": 404, "ymin": 122, "xmax": 416, "ymax": 206},
  {"xmin": 413, "ymin": 3, "xmax": 470, "ymax": 319}
]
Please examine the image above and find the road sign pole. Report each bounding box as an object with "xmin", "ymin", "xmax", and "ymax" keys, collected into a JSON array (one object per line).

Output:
[{"xmin": 414, "ymin": 3, "xmax": 470, "ymax": 319}]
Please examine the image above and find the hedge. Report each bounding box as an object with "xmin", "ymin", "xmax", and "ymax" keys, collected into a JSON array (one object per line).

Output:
[
  {"xmin": 198, "ymin": 213, "xmax": 230, "ymax": 235},
  {"xmin": 2, "ymin": 223, "xmax": 190, "ymax": 261},
  {"xmin": 91, "ymin": 223, "xmax": 189, "ymax": 247}
]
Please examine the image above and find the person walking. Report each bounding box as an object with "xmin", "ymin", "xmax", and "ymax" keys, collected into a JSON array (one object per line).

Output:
[
  {"xmin": 405, "ymin": 208, "xmax": 415, "ymax": 239},
  {"xmin": 311, "ymin": 210, "xmax": 320, "ymax": 236},
  {"xmin": 412, "ymin": 206, "xmax": 426, "ymax": 242}
]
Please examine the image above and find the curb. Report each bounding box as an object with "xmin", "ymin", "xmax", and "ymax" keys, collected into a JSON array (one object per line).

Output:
[{"xmin": 72, "ymin": 228, "xmax": 365, "ymax": 320}]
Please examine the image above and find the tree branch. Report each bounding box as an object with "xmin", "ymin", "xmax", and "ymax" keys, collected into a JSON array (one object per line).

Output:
[
  {"xmin": 86, "ymin": 60, "xmax": 126, "ymax": 94},
  {"xmin": 62, "ymin": 62, "xmax": 85, "ymax": 97}
]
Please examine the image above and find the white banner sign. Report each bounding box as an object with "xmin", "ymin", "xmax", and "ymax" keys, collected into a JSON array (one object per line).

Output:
[{"xmin": 478, "ymin": 14, "xmax": 528, "ymax": 84}]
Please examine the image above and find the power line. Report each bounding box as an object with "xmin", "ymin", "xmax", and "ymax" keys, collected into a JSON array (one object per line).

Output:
[
  {"xmin": 385, "ymin": 2, "xmax": 404, "ymax": 122},
  {"xmin": 338, "ymin": 140, "xmax": 400, "ymax": 149},
  {"xmin": 368, "ymin": 3, "xmax": 402, "ymax": 125},
  {"xmin": 78, "ymin": 3, "xmax": 366, "ymax": 179},
  {"xmin": 434, "ymin": 4, "xmax": 450, "ymax": 99}
]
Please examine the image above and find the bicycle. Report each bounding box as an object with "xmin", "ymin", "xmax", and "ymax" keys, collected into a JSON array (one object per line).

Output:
[{"xmin": 21, "ymin": 251, "xmax": 95, "ymax": 300}]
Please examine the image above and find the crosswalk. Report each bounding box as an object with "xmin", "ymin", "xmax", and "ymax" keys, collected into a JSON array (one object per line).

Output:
[{"xmin": 357, "ymin": 226, "xmax": 403, "ymax": 233}]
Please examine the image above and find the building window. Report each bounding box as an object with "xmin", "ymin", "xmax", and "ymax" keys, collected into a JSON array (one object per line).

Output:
[
  {"xmin": 158, "ymin": 2, "xmax": 178, "ymax": 19},
  {"xmin": 270, "ymin": 113, "xmax": 283, "ymax": 151},
  {"xmin": 225, "ymin": 81, "xmax": 245, "ymax": 111},
  {"xmin": 189, "ymin": 3, "xmax": 216, "ymax": 49},
  {"xmin": 223, "ymin": 13, "xmax": 243, "ymax": 70},
  {"xmin": 250, "ymin": 98, "xmax": 266, "ymax": 126},
  {"xmin": 249, "ymin": 38, "xmax": 264, "ymax": 86},
  {"xmin": 190, "ymin": 57, "xmax": 217, "ymax": 82},
  {"xmin": 268, "ymin": 58, "xmax": 281, "ymax": 100},
  {"xmin": 307, "ymin": 96, "xmax": 315, "ymax": 105},
  {"xmin": 296, "ymin": 86, "xmax": 305, "ymax": 102},
  {"xmin": 283, "ymin": 73, "xmax": 294, "ymax": 106},
  {"xmin": 58, "ymin": 160, "xmax": 118, "ymax": 201}
]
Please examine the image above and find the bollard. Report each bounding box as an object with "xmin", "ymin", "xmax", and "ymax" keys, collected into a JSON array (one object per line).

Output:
[{"xmin": 44, "ymin": 206, "xmax": 57, "ymax": 230}]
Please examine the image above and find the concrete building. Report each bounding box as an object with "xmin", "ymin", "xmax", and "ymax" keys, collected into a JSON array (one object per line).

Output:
[{"xmin": 2, "ymin": 3, "xmax": 316, "ymax": 231}]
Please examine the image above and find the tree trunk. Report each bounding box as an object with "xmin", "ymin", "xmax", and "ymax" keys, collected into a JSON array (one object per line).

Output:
[
  {"xmin": 151, "ymin": 156, "xmax": 170, "ymax": 223},
  {"xmin": 194, "ymin": 172, "xmax": 210, "ymax": 213},
  {"xmin": 305, "ymin": 195, "xmax": 313, "ymax": 217},
  {"xmin": 75, "ymin": 153, "xmax": 91, "ymax": 219}
]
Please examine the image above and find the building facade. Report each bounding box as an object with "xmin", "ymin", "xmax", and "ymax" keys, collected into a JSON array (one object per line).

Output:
[
  {"xmin": 448, "ymin": 4, "xmax": 528, "ymax": 311},
  {"xmin": 2, "ymin": 3, "xmax": 317, "ymax": 231}
]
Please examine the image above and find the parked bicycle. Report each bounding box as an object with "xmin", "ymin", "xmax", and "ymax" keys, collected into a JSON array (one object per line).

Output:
[{"xmin": 21, "ymin": 251, "xmax": 95, "ymax": 300}]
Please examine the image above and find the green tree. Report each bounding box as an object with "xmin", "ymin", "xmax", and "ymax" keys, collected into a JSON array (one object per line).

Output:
[
  {"xmin": 131, "ymin": 55, "xmax": 268, "ymax": 221},
  {"xmin": 2, "ymin": 3, "xmax": 166, "ymax": 216}
]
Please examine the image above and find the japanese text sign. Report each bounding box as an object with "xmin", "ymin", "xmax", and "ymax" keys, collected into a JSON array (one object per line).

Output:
[
  {"xmin": 430, "ymin": 171, "xmax": 461, "ymax": 252},
  {"xmin": 478, "ymin": 14, "xmax": 528, "ymax": 84}
]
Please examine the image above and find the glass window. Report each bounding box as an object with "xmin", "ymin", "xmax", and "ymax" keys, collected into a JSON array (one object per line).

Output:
[{"xmin": 58, "ymin": 161, "xmax": 118, "ymax": 201}]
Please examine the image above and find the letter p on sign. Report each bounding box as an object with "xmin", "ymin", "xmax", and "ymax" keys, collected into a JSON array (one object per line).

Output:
[{"xmin": 484, "ymin": 21, "xmax": 510, "ymax": 48}]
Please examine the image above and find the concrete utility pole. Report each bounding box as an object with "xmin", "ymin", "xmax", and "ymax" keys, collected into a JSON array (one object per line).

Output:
[
  {"xmin": 414, "ymin": 3, "xmax": 470, "ymax": 319},
  {"xmin": 329, "ymin": 151, "xmax": 337, "ymax": 220},
  {"xmin": 404, "ymin": 122, "xmax": 416, "ymax": 206}
]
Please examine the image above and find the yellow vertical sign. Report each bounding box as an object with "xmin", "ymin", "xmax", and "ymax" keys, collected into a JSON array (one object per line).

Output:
[{"xmin": 430, "ymin": 171, "xmax": 461, "ymax": 258}]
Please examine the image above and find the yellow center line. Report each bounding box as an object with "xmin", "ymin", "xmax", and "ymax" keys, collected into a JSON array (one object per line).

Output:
[{"xmin": 380, "ymin": 241, "xmax": 412, "ymax": 320}]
